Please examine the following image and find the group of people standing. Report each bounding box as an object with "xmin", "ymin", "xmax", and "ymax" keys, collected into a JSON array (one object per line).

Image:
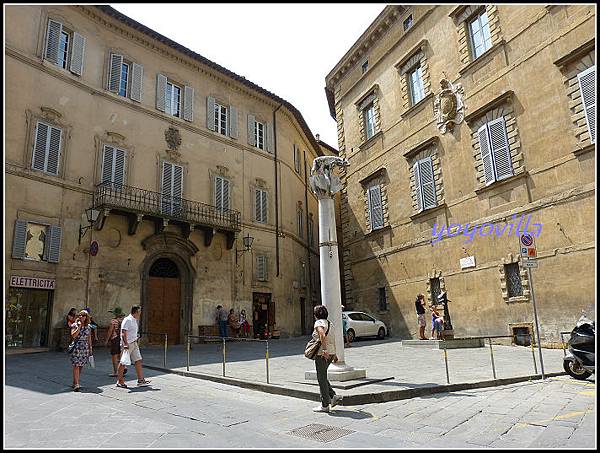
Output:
[
  {"xmin": 66, "ymin": 305, "xmax": 151, "ymax": 391},
  {"xmin": 215, "ymin": 305, "xmax": 251, "ymax": 338},
  {"xmin": 415, "ymin": 293, "xmax": 445, "ymax": 340}
]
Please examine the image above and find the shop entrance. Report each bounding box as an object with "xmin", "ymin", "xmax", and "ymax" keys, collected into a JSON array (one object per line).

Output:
[
  {"xmin": 252, "ymin": 292, "xmax": 273, "ymax": 339},
  {"xmin": 147, "ymin": 258, "xmax": 181, "ymax": 345},
  {"xmin": 5, "ymin": 288, "xmax": 53, "ymax": 349}
]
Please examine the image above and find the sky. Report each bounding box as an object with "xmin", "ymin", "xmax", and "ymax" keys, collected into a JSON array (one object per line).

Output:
[{"xmin": 111, "ymin": 3, "xmax": 386, "ymax": 148}]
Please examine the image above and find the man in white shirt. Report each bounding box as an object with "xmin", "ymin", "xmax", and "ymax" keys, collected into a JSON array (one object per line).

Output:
[{"xmin": 116, "ymin": 305, "xmax": 151, "ymax": 388}]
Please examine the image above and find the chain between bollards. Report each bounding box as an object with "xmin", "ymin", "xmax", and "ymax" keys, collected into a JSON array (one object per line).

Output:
[
  {"xmin": 443, "ymin": 342, "xmax": 450, "ymax": 384},
  {"xmin": 530, "ymin": 333, "xmax": 538, "ymax": 374},
  {"xmin": 488, "ymin": 337, "xmax": 497, "ymax": 380},
  {"xmin": 265, "ymin": 340, "xmax": 270, "ymax": 384}
]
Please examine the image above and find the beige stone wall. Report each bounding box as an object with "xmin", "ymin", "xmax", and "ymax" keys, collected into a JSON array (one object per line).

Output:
[
  {"xmin": 5, "ymin": 5, "xmax": 325, "ymax": 345},
  {"xmin": 326, "ymin": 5, "xmax": 595, "ymax": 343}
]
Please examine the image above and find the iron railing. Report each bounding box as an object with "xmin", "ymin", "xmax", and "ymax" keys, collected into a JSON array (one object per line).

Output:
[
  {"xmin": 139, "ymin": 332, "xmax": 168, "ymax": 368},
  {"xmin": 93, "ymin": 182, "xmax": 241, "ymax": 231}
]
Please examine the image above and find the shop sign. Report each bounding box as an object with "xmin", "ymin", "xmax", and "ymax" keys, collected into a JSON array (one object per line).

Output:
[{"xmin": 10, "ymin": 275, "xmax": 55, "ymax": 290}]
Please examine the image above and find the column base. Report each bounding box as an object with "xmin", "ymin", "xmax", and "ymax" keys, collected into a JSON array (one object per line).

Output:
[{"xmin": 305, "ymin": 363, "xmax": 367, "ymax": 381}]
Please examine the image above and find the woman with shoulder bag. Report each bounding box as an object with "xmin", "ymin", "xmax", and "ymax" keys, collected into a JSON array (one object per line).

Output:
[
  {"xmin": 69, "ymin": 309, "xmax": 92, "ymax": 392},
  {"xmin": 311, "ymin": 305, "xmax": 343, "ymax": 413}
]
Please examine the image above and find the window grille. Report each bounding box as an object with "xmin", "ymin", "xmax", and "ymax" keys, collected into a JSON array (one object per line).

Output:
[{"xmin": 505, "ymin": 263, "xmax": 523, "ymax": 297}]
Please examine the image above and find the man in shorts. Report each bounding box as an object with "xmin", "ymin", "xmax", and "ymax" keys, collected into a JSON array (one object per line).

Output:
[
  {"xmin": 415, "ymin": 294, "xmax": 427, "ymax": 340},
  {"xmin": 116, "ymin": 305, "xmax": 151, "ymax": 388}
]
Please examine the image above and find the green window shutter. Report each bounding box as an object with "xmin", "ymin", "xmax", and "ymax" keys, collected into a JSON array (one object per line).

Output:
[
  {"xmin": 247, "ymin": 114, "xmax": 256, "ymax": 146},
  {"xmin": 488, "ymin": 117, "xmax": 513, "ymax": 181},
  {"xmin": 419, "ymin": 157, "xmax": 437, "ymax": 210},
  {"xmin": 228, "ymin": 105, "xmax": 238, "ymax": 139},
  {"xmin": 156, "ymin": 74, "xmax": 167, "ymax": 112},
  {"xmin": 47, "ymin": 225, "xmax": 62, "ymax": 263},
  {"xmin": 44, "ymin": 19, "xmax": 62, "ymax": 64},
  {"xmin": 578, "ymin": 66, "xmax": 596, "ymax": 144},
  {"xmin": 206, "ymin": 96, "xmax": 216, "ymax": 130},
  {"xmin": 114, "ymin": 148, "xmax": 126, "ymax": 185},
  {"xmin": 130, "ymin": 63, "xmax": 143, "ymax": 102},
  {"xmin": 413, "ymin": 161, "xmax": 423, "ymax": 212},
  {"xmin": 46, "ymin": 126, "xmax": 62, "ymax": 175},
  {"xmin": 69, "ymin": 32, "xmax": 85, "ymax": 76},
  {"xmin": 12, "ymin": 220, "xmax": 28, "ymax": 259},
  {"xmin": 183, "ymin": 85, "xmax": 194, "ymax": 121},
  {"xmin": 32, "ymin": 122, "xmax": 49, "ymax": 171},
  {"xmin": 478, "ymin": 123, "xmax": 495, "ymax": 185},
  {"xmin": 101, "ymin": 145, "xmax": 114, "ymax": 184},
  {"xmin": 108, "ymin": 54, "xmax": 123, "ymax": 92}
]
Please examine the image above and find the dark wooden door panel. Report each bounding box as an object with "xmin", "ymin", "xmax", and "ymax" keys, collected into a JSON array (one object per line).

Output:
[{"xmin": 148, "ymin": 276, "xmax": 180, "ymax": 345}]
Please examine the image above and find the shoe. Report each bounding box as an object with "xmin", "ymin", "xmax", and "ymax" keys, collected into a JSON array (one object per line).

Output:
[
  {"xmin": 331, "ymin": 395, "xmax": 343, "ymax": 407},
  {"xmin": 313, "ymin": 405, "xmax": 330, "ymax": 413},
  {"xmin": 115, "ymin": 382, "xmax": 128, "ymax": 389},
  {"xmin": 137, "ymin": 379, "xmax": 151, "ymax": 386},
  {"xmin": 73, "ymin": 385, "xmax": 81, "ymax": 392}
]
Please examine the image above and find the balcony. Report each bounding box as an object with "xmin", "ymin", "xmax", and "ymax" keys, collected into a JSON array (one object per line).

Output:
[{"xmin": 92, "ymin": 182, "xmax": 241, "ymax": 248}]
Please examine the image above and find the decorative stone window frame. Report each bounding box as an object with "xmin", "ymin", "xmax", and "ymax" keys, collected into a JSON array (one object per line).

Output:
[
  {"xmin": 209, "ymin": 165, "xmax": 233, "ymax": 211},
  {"xmin": 554, "ymin": 40, "xmax": 595, "ymax": 153},
  {"xmin": 499, "ymin": 253, "xmax": 530, "ymax": 303},
  {"xmin": 24, "ymin": 107, "xmax": 72, "ymax": 180},
  {"xmin": 465, "ymin": 91, "xmax": 525, "ymax": 188},
  {"xmin": 403, "ymin": 137, "xmax": 445, "ymax": 214},
  {"xmin": 355, "ymin": 85, "xmax": 382, "ymax": 145},
  {"xmin": 450, "ymin": 5, "xmax": 503, "ymax": 66},
  {"xmin": 359, "ymin": 168, "xmax": 389, "ymax": 234},
  {"xmin": 395, "ymin": 40, "xmax": 432, "ymax": 112},
  {"xmin": 426, "ymin": 270, "xmax": 446, "ymax": 306},
  {"xmin": 93, "ymin": 131, "xmax": 135, "ymax": 187}
]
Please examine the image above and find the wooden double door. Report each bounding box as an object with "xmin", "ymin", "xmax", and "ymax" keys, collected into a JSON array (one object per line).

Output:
[{"xmin": 147, "ymin": 258, "xmax": 181, "ymax": 345}]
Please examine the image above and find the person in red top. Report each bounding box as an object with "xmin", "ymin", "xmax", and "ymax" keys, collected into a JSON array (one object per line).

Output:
[{"xmin": 104, "ymin": 307, "xmax": 127, "ymax": 377}]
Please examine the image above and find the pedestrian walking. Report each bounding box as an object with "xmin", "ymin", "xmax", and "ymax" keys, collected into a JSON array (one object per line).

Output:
[
  {"xmin": 239, "ymin": 309, "xmax": 250, "ymax": 338},
  {"xmin": 341, "ymin": 306, "xmax": 351, "ymax": 347},
  {"xmin": 311, "ymin": 305, "xmax": 343, "ymax": 412},
  {"xmin": 216, "ymin": 305, "xmax": 228, "ymax": 338},
  {"xmin": 65, "ymin": 307, "xmax": 77, "ymax": 328},
  {"xmin": 115, "ymin": 306, "xmax": 151, "ymax": 388},
  {"xmin": 228, "ymin": 309, "xmax": 240, "ymax": 337},
  {"xmin": 431, "ymin": 305, "xmax": 444, "ymax": 340},
  {"xmin": 105, "ymin": 307, "xmax": 127, "ymax": 377},
  {"xmin": 415, "ymin": 294, "xmax": 428, "ymax": 340},
  {"xmin": 69, "ymin": 309, "xmax": 93, "ymax": 392}
]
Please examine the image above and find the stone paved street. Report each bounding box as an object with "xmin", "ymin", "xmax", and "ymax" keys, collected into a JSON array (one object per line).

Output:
[{"xmin": 5, "ymin": 349, "xmax": 595, "ymax": 448}]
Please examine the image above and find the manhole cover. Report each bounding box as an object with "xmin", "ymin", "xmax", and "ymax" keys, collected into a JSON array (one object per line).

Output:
[{"xmin": 288, "ymin": 423, "xmax": 355, "ymax": 443}]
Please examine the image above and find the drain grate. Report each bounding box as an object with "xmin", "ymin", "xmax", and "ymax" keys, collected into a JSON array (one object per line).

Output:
[{"xmin": 288, "ymin": 423, "xmax": 355, "ymax": 443}]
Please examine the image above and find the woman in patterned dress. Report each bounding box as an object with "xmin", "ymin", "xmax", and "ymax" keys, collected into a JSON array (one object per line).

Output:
[{"xmin": 70, "ymin": 309, "xmax": 93, "ymax": 391}]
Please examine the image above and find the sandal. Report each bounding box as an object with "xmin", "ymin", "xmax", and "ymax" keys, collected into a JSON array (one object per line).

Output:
[
  {"xmin": 137, "ymin": 379, "xmax": 151, "ymax": 386},
  {"xmin": 115, "ymin": 382, "xmax": 128, "ymax": 389},
  {"xmin": 73, "ymin": 385, "xmax": 81, "ymax": 392}
]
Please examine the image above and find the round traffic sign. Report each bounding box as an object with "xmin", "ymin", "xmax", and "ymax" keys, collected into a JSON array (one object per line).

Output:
[
  {"xmin": 90, "ymin": 241, "xmax": 99, "ymax": 256},
  {"xmin": 520, "ymin": 234, "xmax": 534, "ymax": 247}
]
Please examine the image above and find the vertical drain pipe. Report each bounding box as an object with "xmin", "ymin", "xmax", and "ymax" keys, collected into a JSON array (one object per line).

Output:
[
  {"xmin": 303, "ymin": 149, "xmax": 312, "ymax": 334},
  {"xmin": 273, "ymin": 104, "xmax": 282, "ymax": 276}
]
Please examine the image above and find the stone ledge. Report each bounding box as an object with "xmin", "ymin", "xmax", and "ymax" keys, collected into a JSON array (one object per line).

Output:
[
  {"xmin": 400, "ymin": 92, "xmax": 434, "ymax": 119},
  {"xmin": 474, "ymin": 171, "xmax": 528, "ymax": 195},
  {"xmin": 359, "ymin": 130, "xmax": 384, "ymax": 151},
  {"xmin": 409, "ymin": 202, "xmax": 447, "ymax": 222},
  {"xmin": 458, "ymin": 39, "xmax": 506, "ymax": 77}
]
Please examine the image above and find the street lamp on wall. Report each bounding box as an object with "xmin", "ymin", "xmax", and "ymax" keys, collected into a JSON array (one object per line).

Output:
[
  {"xmin": 79, "ymin": 207, "xmax": 100, "ymax": 244},
  {"xmin": 235, "ymin": 232, "xmax": 254, "ymax": 265}
]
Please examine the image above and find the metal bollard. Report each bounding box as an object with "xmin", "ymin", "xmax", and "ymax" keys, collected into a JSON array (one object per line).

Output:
[
  {"xmin": 443, "ymin": 342, "xmax": 450, "ymax": 384},
  {"xmin": 186, "ymin": 336, "xmax": 190, "ymax": 371},
  {"xmin": 488, "ymin": 337, "xmax": 497, "ymax": 380},
  {"xmin": 560, "ymin": 333, "xmax": 566, "ymax": 357},
  {"xmin": 163, "ymin": 334, "xmax": 167, "ymax": 368},
  {"xmin": 530, "ymin": 334, "xmax": 538, "ymax": 375},
  {"xmin": 265, "ymin": 340, "xmax": 270, "ymax": 384},
  {"xmin": 222, "ymin": 338, "xmax": 226, "ymax": 377}
]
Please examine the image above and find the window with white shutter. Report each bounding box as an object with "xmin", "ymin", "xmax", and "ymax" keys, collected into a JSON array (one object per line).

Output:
[
  {"xmin": 256, "ymin": 255, "xmax": 268, "ymax": 281},
  {"xmin": 166, "ymin": 81, "xmax": 182, "ymax": 118},
  {"xmin": 161, "ymin": 162, "xmax": 184, "ymax": 216},
  {"xmin": 214, "ymin": 103, "xmax": 228, "ymax": 135},
  {"xmin": 578, "ymin": 66, "xmax": 596, "ymax": 144},
  {"xmin": 44, "ymin": 19, "xmax": 62, "ymax": 65},
  {"xmin": 44, "ymin": 20, "xmax": 85, "ymax": 75},
  {"xmin": 478, "ymin": 117, "xmax": 513, "ymax": 185},
  {"xmin": 408, "ymin": 65, "xmax": 425, "ymax": 105},
  {"xmin": 183, "ymin": 86, "xmax": 194, "ymax": 122},
  {"xmin": 32, "ymin": 121, "xmax": 62, "ymax": 175},
  {"xmin": 414, "ymin": 157, "xmax": 437, "ymax": 211},
  {"xmin": 255, "ymin": 189, "xmax": 268, "ymax": 223},
  {"xmin": 101, "ymin": 145, "xmax": 126, "ymax": 186},
  {"xmin": 367, "ymin": 185, "xmax": 384, "ymax": 230},
  {"xmin": 228, "ymin": 106, "xmax": 238, "ymax": 138},
  {"xmin": 247, "ymin": 114, "xmax": 256, "ymax": 145},
  {"xmin": 469, "ymin": 10, "xmax": 492, "ymax": 60},
  {"xmin": 69, "ymin": 32, "xmax": 85, "ymax": 75},
  {"xmin": 214, "ymin": 176, "xmax": 230, "ymax": 212},
  {"xmin": 130, "ymin": 63, "xmax": 143, "ymax": 102},
  {"xmin": 364, "ymin": 104, "xmax": 376, "ymax": 139},
  {"xmin": 254, "ymin": 121, "xmax": 265, "ymax": 150},
  {"xmin": 12, "ymin": 221, "xmax": 61, "ymax": 263}
]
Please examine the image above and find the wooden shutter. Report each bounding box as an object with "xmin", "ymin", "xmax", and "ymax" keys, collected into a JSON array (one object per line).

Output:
[
  {"xmin": 257, "ymin": 255, "xmax": 267, "ymax": 281},
  {"xmin": 215, "ymin": 176, "xmax": 223, "ymax": 211},
  {"xmin": 578, "ymin": 66, "xmax": 596, "ymax": 144},
  {"xmin": 247, "ymin": 114, "xmax": 256, "ymax": 146},
  {"xmin": 46, "ymin": 126, "xmax": 62, "ymax": 175},
  {"xmin": 32, "ymin": 122, "xmax": 49, "ymax": 171},
  {"xmin": 161, "ymin": 162, "xmax": 173, "ymax": 214},
  {"xmin": 156, "ymin": 74, "xmax": 167, "ymax": 112},
  {"xmin": 368, "ymin": 185, "xmax": 384, "ymax": 229},
  {"xmin": 229, "ymin": 105, "xmax": 238, "ymax": 139},
  {"xmin": 255, "ymin": 189, "xmax": 262, "ymax": 221},
  {"xmin": 266, "ymin": 122, "xmax": 274, "ymax": 153},
  {"xmin": 173, "ymin": 164, "xmax": 183, "ymax": 215},
  {"xmin": 130, "ymin": 63, "xmax": 143, "ymax": 102},
  {"xmin": 108, "ymin": 54, "xmax": 123, "ymax": 92},
  {"xmin": 419, "ymin": 157, "xmax": 437, "ymax": 210},
  {"xmin": 44, "ymin": 19, "xmax": 62, "ymax": 64},
  {"xmin": 183, "ymin": 85, "xmax": 194, "ymax": 121},
  {"xmin": 413, "ymin": 161, "xmax": 423, "ymax": 212},
  {"xmin": 114, "ymin": 148, "xmax": 126, "ymax": 185},
  {"xmin": 101, "ymin": 145, "xmax": 114, "ymax": 184},
  {"xmin": 207, "ymin": 96, "xmax": 216, "ymax": 130},
  {"xmin": 69, "ymin": 32, "xmax": 85, "ymax": 76},
  {"xmin": 488, "ymin": 117, "xmax": 513, "ymax": 181},
  {"xmin": 261, "ymin": 191, "xmax": 268, "ymax": 223},
  {"xmin": 222, "ymin": 178, "xmax": 230, "ymax": 211},
  {"xmin": 47, "ymin": 225, "xmax": 62, "ymax": 263},
  {"xmin": 12, "ymin": 220, "xmax": 28, "ymax": 259},
  {"xmin": 478, "ymin": 123, "xmax": 495, "ymax": 185}
]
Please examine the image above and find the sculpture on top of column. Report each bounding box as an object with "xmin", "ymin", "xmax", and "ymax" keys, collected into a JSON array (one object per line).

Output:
[{"xmin": 309, "ymin": 156, "xmax": 350, "ymax": 199}]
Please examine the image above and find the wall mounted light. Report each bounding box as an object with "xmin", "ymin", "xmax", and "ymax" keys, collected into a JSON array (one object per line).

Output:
[{"xmin": 79, "ymin": 207, "xmax": 100, "ymax": 244}]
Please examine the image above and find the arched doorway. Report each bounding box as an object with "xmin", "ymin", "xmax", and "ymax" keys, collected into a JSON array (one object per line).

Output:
[{"xmin": 147, "ymin": 258, "xmax": 181, "ymax": 345}]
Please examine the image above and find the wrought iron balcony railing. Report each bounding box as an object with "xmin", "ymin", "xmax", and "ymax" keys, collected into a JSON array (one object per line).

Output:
[{"xmin": 93, "ymin": 182, "xmax": 241, "ymax": 232}]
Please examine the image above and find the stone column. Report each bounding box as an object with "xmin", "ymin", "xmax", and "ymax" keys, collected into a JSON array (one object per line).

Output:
[{"xmin": 305, "ymin": 156, "xmax": 366, "ymax": 381}]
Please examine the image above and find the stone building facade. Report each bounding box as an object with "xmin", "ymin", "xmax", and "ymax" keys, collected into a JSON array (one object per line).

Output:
[
  {"xmin": 5, "ymin": 5, "xmax": 326, "ymax": 350},
  {"xmin": 325, "ymin": 5, "xmax": 595, "ymax": 345}
]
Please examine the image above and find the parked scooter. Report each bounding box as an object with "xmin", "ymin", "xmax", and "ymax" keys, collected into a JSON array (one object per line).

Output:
[{"xmin": 563, "ymin": 314, "xmax": 595, "ymax": 380}]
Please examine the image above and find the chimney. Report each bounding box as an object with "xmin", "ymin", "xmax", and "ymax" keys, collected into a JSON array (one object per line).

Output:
[{"xmin": 315, "ymin": 133, "xmax": 320, "ymax": 141}]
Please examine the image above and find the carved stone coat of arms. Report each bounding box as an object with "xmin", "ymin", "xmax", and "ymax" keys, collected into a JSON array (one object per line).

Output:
[{"xmin": 433, "ymin": 78, "xmax": 465, "ymax": 134}]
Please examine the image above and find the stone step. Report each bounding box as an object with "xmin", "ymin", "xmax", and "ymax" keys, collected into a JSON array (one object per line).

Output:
[{"xmin": 402, "ymin": 338, "xmax": 485, "ymax": 349}]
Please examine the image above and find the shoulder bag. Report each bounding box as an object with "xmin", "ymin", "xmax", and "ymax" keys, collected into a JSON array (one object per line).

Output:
[{"xmin": 304, "ymin": 321, "xmax": 330, "ymax": 360}]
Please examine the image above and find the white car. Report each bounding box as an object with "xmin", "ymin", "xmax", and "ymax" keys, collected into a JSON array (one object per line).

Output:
[{"xmin": 342, "ymin": 311, "xmax": 388, "ymax": 342}]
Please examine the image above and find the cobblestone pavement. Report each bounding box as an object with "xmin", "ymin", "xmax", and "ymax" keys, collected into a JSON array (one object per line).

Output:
[{"xmin": 4, "ymin": 351, "xmax": 596, "ymax": 448}]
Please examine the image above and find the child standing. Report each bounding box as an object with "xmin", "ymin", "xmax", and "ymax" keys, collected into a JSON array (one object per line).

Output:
[{"xmin": 431, "ymin": 305, "xmax": 444, "ymax": 340}]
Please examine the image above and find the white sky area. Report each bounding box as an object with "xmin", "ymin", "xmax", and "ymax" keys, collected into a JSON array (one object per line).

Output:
[{"xmin": 111, "ymin": 3, "xmax": 386, "ymax": 148}]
